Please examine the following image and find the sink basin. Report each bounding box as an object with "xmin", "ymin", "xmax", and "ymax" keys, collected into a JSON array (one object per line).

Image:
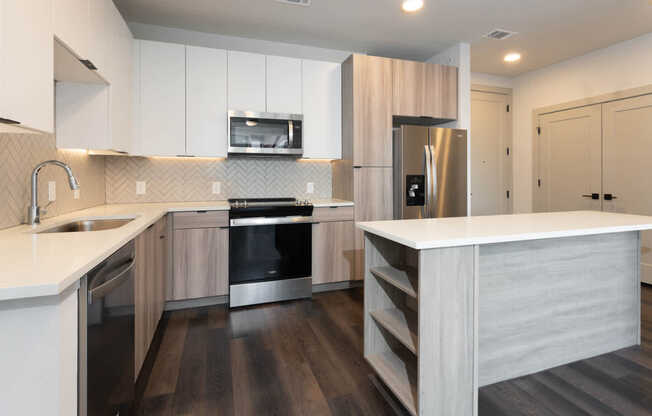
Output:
[{"xmin": 36, "ymin": 218, "xmax": 134, "ymax": 234}]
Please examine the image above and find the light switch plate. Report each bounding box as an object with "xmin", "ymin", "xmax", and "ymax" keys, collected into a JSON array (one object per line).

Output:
[
  {"xmin": 212, "ymin": 182, "xmax": 221, "ymax": 195},
  {"xmin": 48, "ymin": 181, "xmax": 56, "ymax": 202},
  {"xmin": 136, "ymin": 181, "xmax": 146, "ymax": 195},
  {"xmin": 306, "ymin": 182, "xmax": 314, "ymax": 194},
  {"xmin": 73, "ymin": 189, "xmax": 80, "ymax": 200}
]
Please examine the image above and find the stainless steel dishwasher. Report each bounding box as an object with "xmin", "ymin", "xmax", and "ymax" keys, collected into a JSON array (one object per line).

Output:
[{"xmin": 79, "ymin": 240, "xmax": 136, "ymax": 416}]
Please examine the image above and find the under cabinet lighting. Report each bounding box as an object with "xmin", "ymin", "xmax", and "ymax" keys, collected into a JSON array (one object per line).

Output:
[
  {"xmin": 504, "ymin": 52, "xmax": 521, "ymax": 63},
  {"xmin": 402, "ymin": 0, "xmax": 424, "ymax": 12}
]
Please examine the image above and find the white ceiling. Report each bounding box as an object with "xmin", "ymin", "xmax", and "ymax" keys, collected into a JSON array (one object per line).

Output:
[{"xmin": 114, "ymin": 0, "xmax": 652, "ymax": 76}]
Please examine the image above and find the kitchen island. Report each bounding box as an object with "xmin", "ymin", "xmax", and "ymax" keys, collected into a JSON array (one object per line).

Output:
[{"xmin": 357, "ymin": 211, "xmax": 652, "ymax": 416}]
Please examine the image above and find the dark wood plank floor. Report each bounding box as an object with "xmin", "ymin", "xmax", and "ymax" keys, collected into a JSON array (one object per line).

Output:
[{"xmin": 137, "ymin": 285, "xmax": 652, "ymax": 416}]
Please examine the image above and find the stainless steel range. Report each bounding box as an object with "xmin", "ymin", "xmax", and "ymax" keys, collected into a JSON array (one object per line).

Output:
[{"xmin": 228, "ymin": 198, "xmax": 313, "ymax": 308}]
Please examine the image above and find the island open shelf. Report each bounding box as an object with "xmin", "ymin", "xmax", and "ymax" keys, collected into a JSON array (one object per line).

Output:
[{"xmin": 360, "ymin": 211, "xmax": 652, "ymax": 416}]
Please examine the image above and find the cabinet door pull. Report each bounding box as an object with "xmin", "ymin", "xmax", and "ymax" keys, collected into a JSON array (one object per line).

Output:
[
  {"xmin": 196, "ymin": 210, "xmax": 208, "ymax": 214},
  {"xmin": 79, "ymin": 59, "xmax": 97, "ymax": 71},
  {"xmin": 0, "ymin": 117, "xmax": 20, "ymax": 125}
]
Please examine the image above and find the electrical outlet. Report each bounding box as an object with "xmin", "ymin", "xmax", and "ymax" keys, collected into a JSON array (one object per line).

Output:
[
  {"xmin": 136, "ymin": 181, "xmax": 146, "ymax": 195},
  {"xmin": 73, "ymin": 189, "xmax": 80, "ymax": 200},
  {"xmin": 212, "ymin": 182, "xmax": 221, "ymax": 195},
  {"xmin": 306, "ymin": 182, "xmax": 314, "ymax": 194},
  {"xmin": 48, "ymin": 181, "xmax": 56, "ymax": 202}
]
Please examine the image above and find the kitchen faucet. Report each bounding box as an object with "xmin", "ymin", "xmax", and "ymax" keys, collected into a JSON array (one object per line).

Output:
[{"xmin": 28, "ymin": 160, "xmax": 80, "ymax": 225}]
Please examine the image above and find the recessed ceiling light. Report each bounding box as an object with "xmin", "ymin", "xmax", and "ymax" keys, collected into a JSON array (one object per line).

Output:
[
  {"xmin": 504, "ymin": 52, "xmax": 521, "ymax": 63},
  {"xmin": 402, "ymin": 0, "xmax": 424, "ymax": 13}
]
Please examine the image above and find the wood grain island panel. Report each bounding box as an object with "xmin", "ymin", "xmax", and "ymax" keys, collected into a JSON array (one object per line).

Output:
[{"xmin": 360, "ymin": 212, "xmax": 652, "ymax": 416}]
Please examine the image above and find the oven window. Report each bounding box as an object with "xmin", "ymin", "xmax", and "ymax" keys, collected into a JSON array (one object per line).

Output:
[
  {"xmin": 230, "ymin": 117, "xmax": 291, "ymax": 149},
  {"xmin": 229, "ymin": 223, "xmax": 311, "ymax": 284}
]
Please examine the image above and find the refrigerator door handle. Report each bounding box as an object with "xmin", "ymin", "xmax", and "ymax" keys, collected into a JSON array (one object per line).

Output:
[
  {"xmin": 430, "ymin": 144, "xmax": 438, "ymax": 218},
  {"xmin": 423, "ymin": 145, "xmax": 431, "ymax": 218}
]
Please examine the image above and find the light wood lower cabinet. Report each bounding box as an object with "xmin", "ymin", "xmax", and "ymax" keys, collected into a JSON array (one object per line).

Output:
[
  {"xmin": 170, "ymin": 227, "xmax": 229, "ymax": 300},
  {"xmin": 134, "ymin": 215, "xmax": 168, "ymax": 378},
  {"xmin": 312, "ymin": 221, "xmax": 355, "ymax": 284}
]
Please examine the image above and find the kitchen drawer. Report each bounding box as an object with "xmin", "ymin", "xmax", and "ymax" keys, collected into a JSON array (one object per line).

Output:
[
  {"xmin": 173, "ymin": 211, "xmax": 229, "ymax": 229},
  {"xmin": 313, "ymin": 206, "xmax": 354, "ymax": 222}
]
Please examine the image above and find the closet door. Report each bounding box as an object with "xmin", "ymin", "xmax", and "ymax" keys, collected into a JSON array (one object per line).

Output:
[
  {"xmin": 471, "ymin": 90, "xmax": 512, "ymax": 215},
  {"xmin": 603, "ymin": 94, "xmax": 652, "ymax": 284},
  {"xmin": 535, "ymin": 105, "xmax": 602, "ymax": 212}
]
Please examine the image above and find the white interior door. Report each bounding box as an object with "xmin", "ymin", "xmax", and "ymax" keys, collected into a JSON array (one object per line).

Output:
[
  {"xmin": 603, "ymin": 94, "xmax": 652, "ymax": 285},
  {"xmin": 470, "ymin": 90, "xmax": 512, "ymax": 215},
  {"xmin": 535, "ymin": 105, "xmax": 602, "ymax": 212}
]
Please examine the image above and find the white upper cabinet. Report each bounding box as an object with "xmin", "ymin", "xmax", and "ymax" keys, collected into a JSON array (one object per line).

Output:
[
  {"xmin": 0, "ymin": 0, "xmax": 54, "ymax": 133},
  {"xmin": 87, "ymin": 0, "xmax": 110, "ymax": 77},
  {"xmin": 56, "ymin": 82, "xmax": 109, "ymax": 150},
  {"xmin": 137, "ymin": 40, "xmax": 186, "ymax": 156},
  {"xmin": 53, "ymin": 0, "xmax": 90, "ymax": 60},
  {"xmin": 186, "ymin": 46, "xmax": 228, "ymax": 157},
  {"xmin": 106, "ymin": 3, "xmax": 134, "ymax": 153},
  {"xmin": 302, "ymin": 59, "xmax": 341, "ymax": 159},
  {"xmin": 56, "ymin": 0, "xmax": 134, "ymax": 152},
  {"xmin": 227, "ymin": 51, "xmax": 266, "ymax": 112},
  {"xmin": 266, "ymin": 55, "xmax": 302, "ymax": 114}
]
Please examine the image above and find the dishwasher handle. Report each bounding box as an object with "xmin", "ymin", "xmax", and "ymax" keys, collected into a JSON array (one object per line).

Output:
[{"xmin": 88, "ymin": 259, "xmax": 135, "ymax": 304}]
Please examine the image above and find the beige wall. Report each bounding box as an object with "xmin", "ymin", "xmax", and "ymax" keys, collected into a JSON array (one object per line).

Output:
[
  {"xmin": 0, "ymin": 133, "xmax": 106, "ymax": 230},
  {"xmin": 473, "ymin": 31, "xmax": 652, "ymax": 213}
]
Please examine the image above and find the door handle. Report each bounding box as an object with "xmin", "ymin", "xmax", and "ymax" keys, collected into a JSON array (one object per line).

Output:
[
  {"xmin": 423, "ymin": 145, "xmax": 432, "ymax": 218},
  {"xmin": 429, "ymin": 144, "xmax": 438, "ymax": 218},
  {"xmin": 88, "ymin": 259, "xmax": 135, "ymax": 304},
  {"xmin": 604, "ymin": 194, "xmax": 618, "ymax": 201},
  {"xmin": 582, "ymin": 193, "xmax": 600, "ymax": 200}
]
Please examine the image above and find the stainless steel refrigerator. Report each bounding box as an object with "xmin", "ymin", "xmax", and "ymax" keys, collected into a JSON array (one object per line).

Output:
[{"xmin": 393, "ymin": 125, "xmax": 468, "ymax": 219}]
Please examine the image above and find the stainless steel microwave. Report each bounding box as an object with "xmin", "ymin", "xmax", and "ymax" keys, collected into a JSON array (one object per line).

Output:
[{"xmin": 228, "ymin": 110, "xmax": 303, "ymax": 156}]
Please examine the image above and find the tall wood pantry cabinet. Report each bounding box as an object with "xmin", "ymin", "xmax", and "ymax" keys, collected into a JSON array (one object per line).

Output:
[{"xmin": 333, "ymin": 53, "xmax": 458, "ymax": 279}]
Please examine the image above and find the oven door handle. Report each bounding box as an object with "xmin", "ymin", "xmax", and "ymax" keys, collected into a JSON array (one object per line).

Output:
[{"xmin": 230, "ymin": 216, "xmax": 314, "ymax": 227}]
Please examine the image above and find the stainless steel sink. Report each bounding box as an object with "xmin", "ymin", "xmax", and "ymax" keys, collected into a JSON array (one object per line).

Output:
[{"xmin": 36, "ymin": 218, "xmax": 134, "ymax": 234}]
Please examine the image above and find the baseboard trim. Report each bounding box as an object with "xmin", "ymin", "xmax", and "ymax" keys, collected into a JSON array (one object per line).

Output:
[
  {"xmin": 312, "ymin": 280, "xmax": 363, "ymax": 293},
  {"xmin": 163, "ymin": 281, "xmax": 364, "ymax": 311},
  {"xmin": 164, "ymin": 295, "xmax": 229, "ymax": 311}
]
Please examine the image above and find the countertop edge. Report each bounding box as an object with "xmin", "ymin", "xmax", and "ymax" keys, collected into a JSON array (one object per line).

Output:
[
  {"xmin": 0, "ymin": 199, "xmax": 353, "ymax": 302},
  {"xmin": 357, "ymin": 222, "xmax": 652, "ymax": 250},
  {"xmin": 0, "ymin": 209, "xmax": 170, "ymax": 302}
]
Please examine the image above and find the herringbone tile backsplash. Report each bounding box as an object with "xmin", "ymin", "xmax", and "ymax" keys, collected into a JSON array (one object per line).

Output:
[
  {"xmin": 0, "ymin": 132, "xmax": 332, "ymax": 229},
  {"xmin": 0, "ymin": 133, "xmax": 106, "ymax": 230},
  {"xmin": 105, "ymin": 156, "xmax": 332, "ymax": 203}
]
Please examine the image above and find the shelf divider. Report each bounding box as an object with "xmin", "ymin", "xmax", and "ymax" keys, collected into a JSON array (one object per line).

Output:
[
  {"xmin": 370, "ymin": 308, "xmax": 418, "ymax": 355},
  {"xmin": 366, "ymin": 351, "xmax": 418, "ymax": 416},
  {"xmin": 370, "ymin": 265, "xmax": 418, "ymax": 298}
]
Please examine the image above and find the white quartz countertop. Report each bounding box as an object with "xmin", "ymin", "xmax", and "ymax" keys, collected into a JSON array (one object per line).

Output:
[
  {"xmin": 0, "ymin": 198, "xmax": 353, "ymax": 302},
  {"xmin": 0, "ymin": 202, "xmax": 230, "ymax": 302},
  {"xmin": 357, "ymin": 211, "xmax": 652, "ymax": 250}
]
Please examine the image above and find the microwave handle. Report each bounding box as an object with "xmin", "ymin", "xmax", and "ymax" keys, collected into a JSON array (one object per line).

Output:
[{"xmin": 288, "ymin": 120, "xmax": 294, "ymax": 148}]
